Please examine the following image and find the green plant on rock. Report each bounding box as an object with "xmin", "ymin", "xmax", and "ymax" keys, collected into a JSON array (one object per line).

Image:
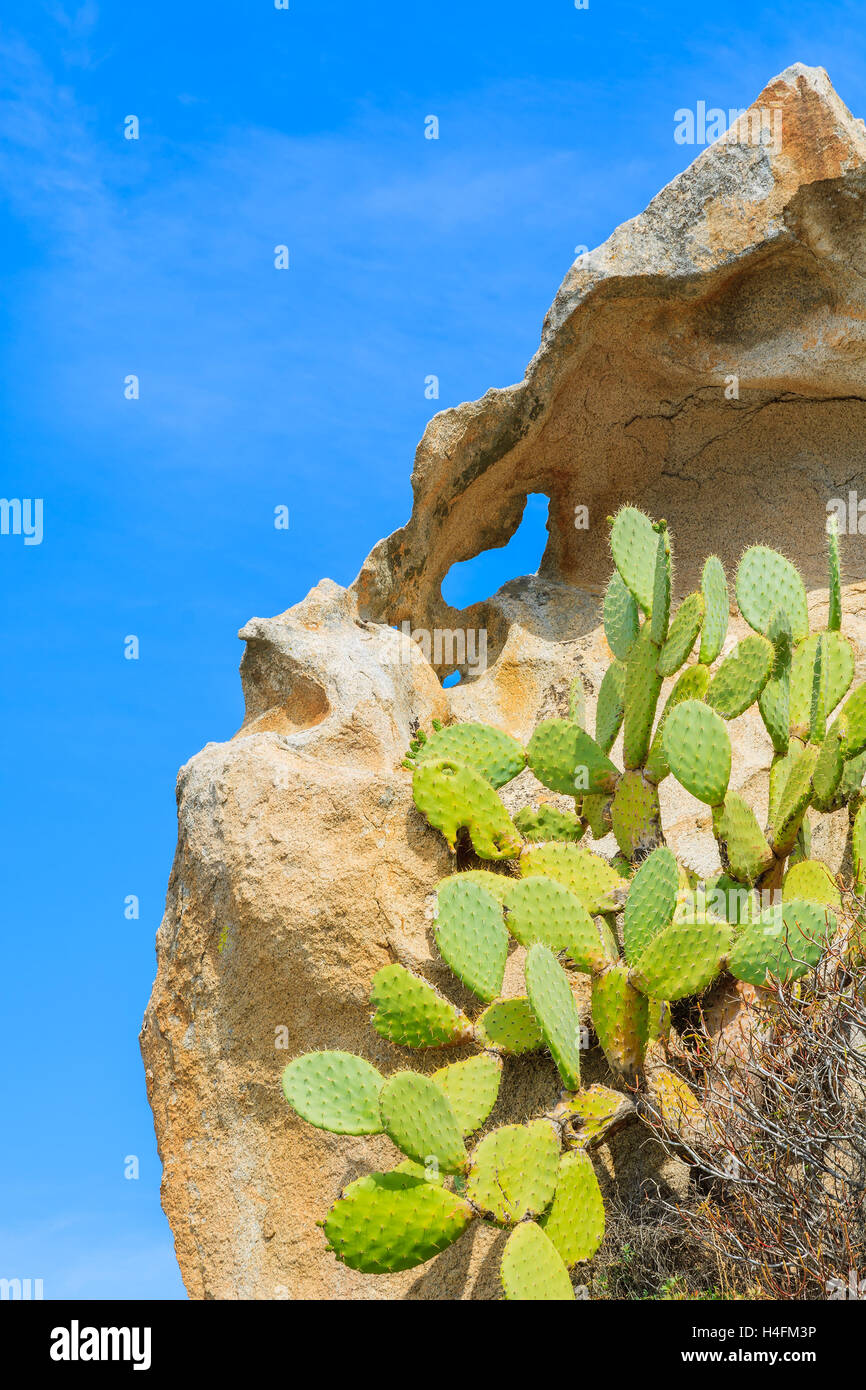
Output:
[{"xmin": 281, "ymin": 510, "xmax": 863, "ymax": 1299}]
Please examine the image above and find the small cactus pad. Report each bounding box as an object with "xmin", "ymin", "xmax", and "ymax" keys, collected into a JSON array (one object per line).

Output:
[
  {"xmin": 610, "ymin": 770, "xmax": 662, "ymax": 860},
  {"xmin": 789, "ymin": 633, "xmax": 854, "ymax": 739},
  {"xmin": 412, "ymin": 757, "xmax": 523, "ymax": 860},
  {"xmin": 500, "ymin": 1221, "xmax": 575, "ymax": 1301},
  {"xmin": 782, "ymin": 859, "xmax": 841, "ymax": 910},
  {"xmin": 632, "ymin": 914, "xmax": 731, "ymax": 1000},
  {"xmin": 657, "ymin": 591, "xmax": 705, "ymax": 677},
  {"xmin": 604, "ymin": 569, "xmax": 640, "ymax": 659},
  {"xmin": 466, "ymin": 1120, "xmax": 560, "ymax": 1223},
  {"xmin": 705, "ymin": 634, "xmax": 774, "ymax": 719},
  {"xmin": 432, "ymin": 1054, "xmax": 503, "ymax": 1136},
  {"xmin": 854, "ymin": 801, "xmax": 866, "ymax": 890},
  {"xmin": 520, "ymin": 843, "xmax": 624, "ymax": 914},
  {"xmin": 827, "ymin": 514, "xmax": 842, "ymax": 631},
  {"xmin": 758, "ymin": 608, "xmax": 793, "ymax": 754},
  {"xmin": 770, "ymin": 743, "xmax": 820, "ymax": 855},
  {"xmin": 595, "ymin": 659, "xmax": 627, "ymax": 754},
  {"xmin": 728, "ymin": 900, "xmax": 836, "ymax": 985},
  {"xmin": 610, "ymin": 505, "xmax": 657, "ymax": 613},
  {"xmin": 379, "ymin": 1071, "xmax": 468, "ymax": 1173},
  {"xmin": 645, "ymin": 663, "xmax": 711, "ymax": 783},
  {"xmin": 434, "ymin": 877, "xmax": 509, "ymax": 1002},
  {"xmin": 525, "ymin": 943, "xmax": 584, "ymax": 1089},
  {"xmin": 650, "ymin": 1066, "xmax": 704, "ymax": 1134},
  {"xmin": 735, "ymin": 545, "xmax": 809, "ymax": 642},
  {"xmin": 840, "ymin": 747, "xmax": 866, "ymax": 800},
  {"xmin": 323, "ymin": 1169, "xmax": 474, "ymax": 1273},
  {"xmin": 504, "ymin": 876, "xmax": 609, "ymax": 974},
  {"xmin": 699, "ymin": 555, "xmax": 729, "ymax": 664},
  {"xmin": 624, "ymin": 624, "xmax": 664, "ymax": 767},
  {"xmin": 369, "ymin": 964, "xmax": 472, "ymax": 1048},
  {"xmin": 623, "ymin": 845, "xmax": 678, "ymax": 964},
  {"xmin": 527, "ymin": 720, "xmax": 619, "ymax": 797},
  {"xmin": 513, "ymin": 802, "xmax": 585, "ymax": 843},
  {"xmin": 591, "ymin": 966, "xmax": 649, "ymax": 1081},
  {"xmin": 581, "ymin": 790, "xmax": 613, "ymax": 839},
  {"xmin": 811, "ymin": 720, "xmax": 846, "ymax": 810},
  {"xmin": 569, "ymin": 675, "xmax": 587, "ymax": 726},
  {"xmin": 841, "ymin": 683, "xmax": 866, "ymax": 759},
  {"xmin": 712, "ymin": 793, "xmax": 775, "ymax": 885},
  {"xmin": 553, "ymin": 1084, "xmax": 634, "ymax": 1147},
  {"xmin": 541, "ymin": 1150, "xmax": 605, "ymax": 1265},
  {"xmin": 650, "ymin": 523, "xmax": 672, "ymax": 645},
  {"xmin": 412, "ymin": 721, "xmax": 526, "ymax": 787},
  {"xmin": 281, "ymin": 1051, "xmax": 384, "ymax": 1135},
  {"xmin": 663, "ymin": 700, "xmax": 731, "ymax": 806},
  {"xmin": 474, "ymin": 997, "xmax": 544, "ymax": 1054}
]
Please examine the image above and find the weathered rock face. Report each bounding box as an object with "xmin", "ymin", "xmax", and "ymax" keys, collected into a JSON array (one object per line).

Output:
[{"xmin": 142, "ymin": 64, "xmax": 866, "ymax": 1300}]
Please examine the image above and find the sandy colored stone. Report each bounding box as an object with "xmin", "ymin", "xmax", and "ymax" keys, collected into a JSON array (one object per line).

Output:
[{"xmin": 142, "ymin": 64, "xmax": 866, "ymax": 1299}]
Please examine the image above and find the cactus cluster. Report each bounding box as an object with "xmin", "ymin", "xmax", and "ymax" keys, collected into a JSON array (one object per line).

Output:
[{"xmin": 281, "ymin": 510, "xmax": 864, "ymax": 1299}]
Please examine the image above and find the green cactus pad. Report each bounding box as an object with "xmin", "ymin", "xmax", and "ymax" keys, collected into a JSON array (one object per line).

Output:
[
  {"xmin": 632, "ymin": 914, "xmax": 731, "ymax": 1001},
  {"xmin": 623, "ymin": 845, "xmax": 678, "ymax": 964},
  {"xmin": 412, "ymin": 721, "xmax": 526, "ymax": 787},
  {"xmin": 758, "ymin": 608, "xmax": 793, "ymax": 754},
  {"xmin": 513, "ymin": 803, "xmax": 585, "ymax": 843},
  {"xmin": 782, "ymin": 860, "xmax": 841, "ymax": 910},
  {"xmin": 657, "ymin": 591, "xmax": 705, "ymax": 678},
  {"xmin": 527, "ymin": 720, "xmax": 619, "ymax": 797},
  {"xmin": 735, "ymin": 545, "xmax": 809, "ymax": 642},
  {"xmin": 441, "ymin": 869, "xmax": 514, "ymax": 904},
  {"xmin": 434, "ymin": 877, "xmax": 509, "ymax": 1002},
  {"xmin": 705, "ymin": 634, "xmax": 774, "ymax": 719},
  {"xmin": 520, "ymin": 843, "xmax": 625, "ymax": 914},
  {"xmin": 595, "ymin": 659, "xmax": 627, "ymax": 754},
  {"xmin": 474, "ymin": 997, "xmax": 544, "ymax": 1054},
  {"xmin": 466, "ymin": 1120, "xmax": 560, "ymax": 1223},
  {"xmin": 712, "ymin": 793, "xmax": 775, "ymax": 885},
  {"xmin": 369, "ymin": 964, "xmax": 472, "ymax": 1048},
  {"xmin": 604, "ymin": 569, "xmax": 640, "ymax": 660},
  {"xmin": 789, "ymin": 633, "xmax": 854, "ymax": 740},
  {"xmin": 323, "ymin": 1169, "xmax": 474, "ymax": 1273},
  {"xmin": 728, "ymin": 899, "xmax": 835, "ymax": 985},
  {"xmin": 554, "ymin": 1084, "xmax": 634, "ymax": 1147},
  {"xmin": 412, "ymin": 757, "xmax": 523, "ymax": 860},
  {"xmin": 591, "ymin": 966, "xmax": 649, "ymax": 1081},
  {"xmin": 841, "ymin": 683, "xmax": 866, "ymax": 759},
  {"xmin": 840, "ymin": 747, "xmax": 866, "ymax": 801},
  {"xmin": 811, "ymin": 719, "xmax": 846, "ymax": 810},
  {"xmin": 504, "ymin": 875, "xmax": 609, "ymax": 974},
  {"xmin": 770, "ymin": 742, "xmax": 819, "ymax": 856},
  {"xmin": 610, "ymin": 771, "xmax": 662, "ymax": 860},
  {"xmin": 431, "ymin": 1054, "xmax": 503, "ymax": 1137},
  {"xmin": 624, "ymin": 624, "xmax": 664, "ymax": 767},
  {"xmin": 379, "ymin": 1071, "xmax": 468, "ymax": 1173},
  {"xmin": 525, "ymin": 943, "xmax": 584, "ymax": 1089},
  {"xmin": 663, "ymin": 700, "xmax": 731, "ymax": 806},
  {"xmin": 610, "ymin": 505, "xmax": 657, "ymax": 613},
  {"xmin": 569, "ymin": 675, "xmax": 587, "ymax": 726},
  {"xmin": 500, "ymin": 1221, "xmax": 575, "ymax": 1301},
  {"xmin": 699, "ymin": 555, "xmax": 729, "ymax": 664},
  {"xmin": 701, "ymin": 875, "xmax": 757, "ymax": 924},
  {"xmin": 854, "ymin": 802, "xmax": 866, "ymax": 891},
  {"xmin": 827, "ymin": 514, "xmax": 842, "ymax": 631},
  {"xmin": 541, "ymin": 1150, "xmax": 605, "ymax": 1265},
  {"xmin": 645, "ymin": 663, "xmax": 711, "ymax": 783},
  {"xmin": 581, "ymin": 791, "xmax": 613, "ymax": 840},
  {"xmin": 650, "ymin": 523, "xmax": 672, "ymax": 646},
  {"xmin": 281, "ymin": 1051, "xmax": 384, "ymax": 1135}
]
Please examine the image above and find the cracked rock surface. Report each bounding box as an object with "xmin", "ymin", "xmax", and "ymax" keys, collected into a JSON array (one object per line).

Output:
[{"xmin": 142, "ymin": 64, "xmax": 866, "ymax": 1299}]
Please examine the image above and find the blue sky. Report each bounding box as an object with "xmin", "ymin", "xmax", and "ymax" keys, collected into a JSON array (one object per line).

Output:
[{"xmin": 1, "ymin": 0, "xmax": 864, "ymax": 1300}]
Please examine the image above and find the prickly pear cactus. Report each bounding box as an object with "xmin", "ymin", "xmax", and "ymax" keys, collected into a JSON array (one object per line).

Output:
[{"xmin": 281, "ymin": 514, "xmax": 863, "ymax": 1300}]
